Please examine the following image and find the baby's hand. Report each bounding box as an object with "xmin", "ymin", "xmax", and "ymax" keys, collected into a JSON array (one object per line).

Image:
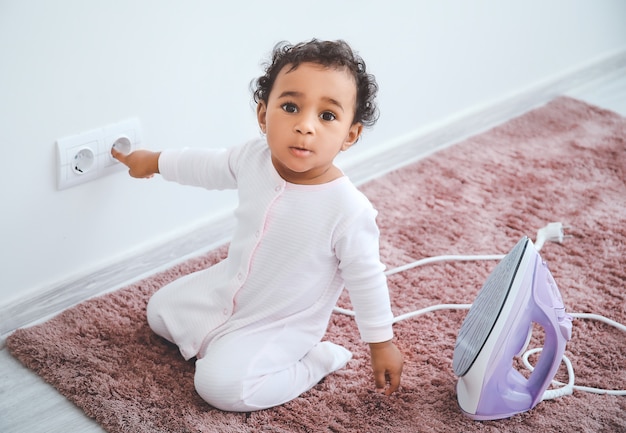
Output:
[
  {"xmin": 111, "ymin": 148, "xmax": 161, "ymax": 179},
  {"xmin": 369, "ymin": 340, "xmax": 403, "ymax": 395}
]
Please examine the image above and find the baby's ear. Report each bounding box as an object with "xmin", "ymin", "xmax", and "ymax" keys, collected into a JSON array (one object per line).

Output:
[
  {"xmin": 256, "ymin": 101, "xmax": 268, "ymax": 133},
  {"xmin": 342, "ymin": 122, "xmax": 363, "ymax": 150}
]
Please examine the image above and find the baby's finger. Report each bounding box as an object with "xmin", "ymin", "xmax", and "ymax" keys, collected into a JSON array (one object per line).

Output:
[
  {"xmin": 111, "ymin": 147, "xmax": 125, "ymax": 162},
  {"xmin": 373, "ymin": 370, "xmax": 387, "ymax": 393},
  {"xmin": 384, "ymin": 371, "xmax": 401, "ymax": 395}
]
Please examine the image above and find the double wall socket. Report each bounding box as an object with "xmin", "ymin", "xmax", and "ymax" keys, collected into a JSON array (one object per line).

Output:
[{"xmin": 56, "ymin": 118, "xmax": 143, "ymax": 190}]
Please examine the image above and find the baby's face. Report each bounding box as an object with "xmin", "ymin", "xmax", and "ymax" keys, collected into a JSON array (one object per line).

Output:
[{"xmin": 257, "ymin": 62, "xmax": 363, "ymax": 184}]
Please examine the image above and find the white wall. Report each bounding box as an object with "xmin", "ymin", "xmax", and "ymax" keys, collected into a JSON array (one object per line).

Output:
[{"xmin": 1, "ymin": 0, "xmax": 625, "ymax": 307}]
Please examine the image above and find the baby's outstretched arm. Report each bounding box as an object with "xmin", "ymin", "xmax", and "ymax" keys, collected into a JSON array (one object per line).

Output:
[
  {"xmin": 369, "ymin": 340, "xmax": 403, "ymax": 395},
  {"xmin": 111, "ymin": 147, "xmax": 161, "ymax": 179}
]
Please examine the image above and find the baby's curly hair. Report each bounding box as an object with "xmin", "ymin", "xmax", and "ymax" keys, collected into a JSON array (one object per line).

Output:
[{"xmin": 252, "ymin": 39, "xmax": 379, "ymax": 127}]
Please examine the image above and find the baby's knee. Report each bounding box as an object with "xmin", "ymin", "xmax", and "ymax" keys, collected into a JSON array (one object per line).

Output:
[
  {"xmin": 194, "ymin": 358, "xmax": 249, "ymax": 412},
  {"xmin": 145, "ymin": 290, "xmax": 171, "ymax": 340}
]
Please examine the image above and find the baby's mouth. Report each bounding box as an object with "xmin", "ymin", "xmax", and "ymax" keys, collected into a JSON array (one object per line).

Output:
[{"xmin": 289, "ymin": 146, "xmax": 312, "ymax": 157}]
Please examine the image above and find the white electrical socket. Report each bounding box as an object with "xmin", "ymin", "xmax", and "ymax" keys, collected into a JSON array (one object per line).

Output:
[{"xmin": 56, "ymin": 118, "xmax": 143, "ymax": 190}]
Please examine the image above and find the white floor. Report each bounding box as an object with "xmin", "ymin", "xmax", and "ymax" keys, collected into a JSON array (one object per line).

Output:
[{"xmin": 1, "ymin": 73, "xmax": 625, "ymax": 433}]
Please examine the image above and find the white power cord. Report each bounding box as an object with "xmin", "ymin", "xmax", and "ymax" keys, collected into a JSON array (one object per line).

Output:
[
  {"xmin": 526, "ymin": 311, "xmax": 626, "ymax": 400},
  {"xmin": 384, "ymin": 255, "xmax": 504, "ymax": 277},
  {"xmin": 332, "ymin": 222, "xmax": 626, "ymax": 399},
  {"xmin": 385, "ymin": 221, "xmax": 567, "ymax": 277}
]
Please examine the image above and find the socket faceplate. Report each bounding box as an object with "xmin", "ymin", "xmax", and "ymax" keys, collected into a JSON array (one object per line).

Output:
[{"xmin": 56, "ymin": 118, "xmax": 143, "ymax": 190}]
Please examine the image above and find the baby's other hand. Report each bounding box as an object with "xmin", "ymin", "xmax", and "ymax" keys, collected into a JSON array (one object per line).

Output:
[
  {"xmin": 369, "ymin": 340, "xmax": 403, "ymax": 396},
  {"xmin": 111, "ymin": 147, "xmax": 161, "ymax": 179}
]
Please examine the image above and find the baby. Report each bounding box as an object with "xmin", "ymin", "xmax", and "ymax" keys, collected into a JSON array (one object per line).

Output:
[{"xmin": 112, "ymin": 39, "xmax": 403, "ymax": 412}]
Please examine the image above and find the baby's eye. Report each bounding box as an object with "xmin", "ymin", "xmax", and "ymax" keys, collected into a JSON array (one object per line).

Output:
[
  {"xmin": 281, "ymin": 103, "xmax": 298, "ymax": 113},
  {"xmin": 320, "ymin": 111, "xmax": 336, "ymax": 121}
]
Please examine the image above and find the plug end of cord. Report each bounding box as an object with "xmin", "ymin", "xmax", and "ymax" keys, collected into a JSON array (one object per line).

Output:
[
  {"xmin": 534, "ymin": 222, "xmax": 570, "ymax": 251},
  {"xmin": 543, "ymin": 222, "xmax": 565, "ymax": 244}
]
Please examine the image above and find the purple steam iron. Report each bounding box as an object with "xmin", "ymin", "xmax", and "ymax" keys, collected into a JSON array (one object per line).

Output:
[{"xmin": 453, "ymin": 236, "xmax": 573, "ymax": 420}]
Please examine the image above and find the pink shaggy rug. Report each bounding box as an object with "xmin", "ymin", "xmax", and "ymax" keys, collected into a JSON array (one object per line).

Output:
[{"xmin": 7, "ymin": 97, "xmax": 626, "ymax": 432}]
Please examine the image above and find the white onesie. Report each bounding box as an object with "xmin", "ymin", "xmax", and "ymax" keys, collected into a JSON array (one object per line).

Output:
[{"xmin": 147, "ymin": 138, "xmax": 394, "ymax": 411}]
